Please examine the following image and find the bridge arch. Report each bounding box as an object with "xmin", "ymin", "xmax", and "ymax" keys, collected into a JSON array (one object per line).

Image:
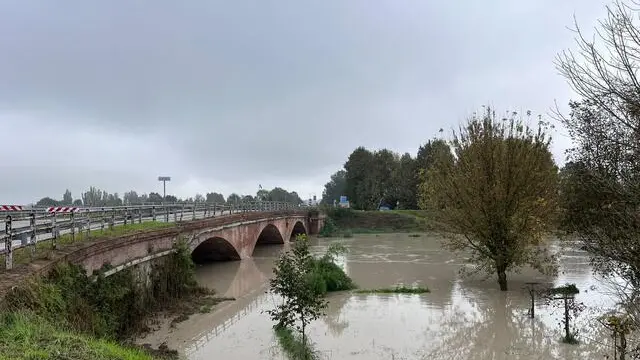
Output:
[
  {"xmin": 290, "ymin": 220, "xmax": 307, "ymax": 241},
  {"xmin": 191, "ymin": 236, "xmax": 241, "ymax": 263},
  {"xmin": 255, "ymin": 223, "xmax": 285, "ymax": 246}
]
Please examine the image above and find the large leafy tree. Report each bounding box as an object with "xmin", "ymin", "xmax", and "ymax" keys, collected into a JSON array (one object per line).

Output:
[
  {"xmin": 344, "ymin": 147, "xmax": 375, "ymax": 210},
  {"xmin": 420, "ymin": 107, "xmax": 559, "ymax": 291},
  {"xmin": 321, "ymin": 170, "xmax": 347, "ymax": 205},
  {"xmin": 392, "ymin": 153, "xmax": 418, "ymax": 209},
  {"xmin": 205, "ymin": 192, "xmax": 226, "ymax": 204}
]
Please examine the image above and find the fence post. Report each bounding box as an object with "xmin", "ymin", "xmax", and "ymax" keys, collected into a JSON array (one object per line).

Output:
[
  {"xmin": 70, "ymin": 212, "xmax": 76, "ymax": 242},
  {"xmin": 123, "ymin": 207, "xmax": 128, "ymax": 226},
  {"xmin": 165, "ymin": 204, "xmax": 169, "ymax": 222},
  {"xmin": 5, "ymin": 215, "xmax": 13, "ymax": 270},
  {"xmin": 205, "ymin": 204, "xmax": 209, "ymax": 218},
  {"xmin": 110, "ymin": 210, "xmax": 115, "ymax": 231},
  {"xmin": 51, "ymin": 213, "xmax": 57, "ymax": 250},
  {"xmin": 30, "ymin": 212, "xmax": 36, "ymax": 257},
  {"xmin": 180, "ymin": 204, "xmax": 184, "ymax": 222},
  {"xmin": 213, "ymin": 203, "xmax": 216, "ymax": 217},
  {"xmin": 138, "ymin": 208, "xmax": 142, "ymax": 224},
  {"xmin": 101, "ymin": 207, "xmax": 105, "ymax": 231},
  {"xmin": 192, "ymin": 203, "xmax": 196, "ymax": 220},
  {"xmin": 152, "ymin": 206, "xmax": 156, "ymax": 221},
  {"xmin": 173, "ymin": 205, "xmax": 178, "ymax": 222}
]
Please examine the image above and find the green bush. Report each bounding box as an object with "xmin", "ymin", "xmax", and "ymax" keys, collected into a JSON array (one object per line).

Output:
[
  {"xmin": 309, "ymin": 242, "xmax": 355, "ymax": 294},
  {"xmin": 318, "ymin": 217, "xmax": 339, "ymax": 237},
  {"xmin": 1, "ymin": 239, "xmax": 201, "ymax": 341}
]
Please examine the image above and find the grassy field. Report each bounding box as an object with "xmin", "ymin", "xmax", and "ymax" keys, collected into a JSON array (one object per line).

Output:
[
  {"xmin": 1, "ymin": 221, "xmax": 176, "ymax": 270},
  {"xmin": 0, "ymin": 312, "xmax": 155, "ymax": 360}
]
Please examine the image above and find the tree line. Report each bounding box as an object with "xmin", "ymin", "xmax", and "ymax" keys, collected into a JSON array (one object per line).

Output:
[
  {"xmin": 34, "ymin": 186, "xmax": 303, "ymax": 207},
  {"xmin": 321, "ymin": 139, "xmax": 450, "ymax": 210}
]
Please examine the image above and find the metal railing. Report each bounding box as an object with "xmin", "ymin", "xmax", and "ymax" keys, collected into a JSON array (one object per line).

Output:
[{"xmin": 0, "ymin": 201, "xmax": 303, "ymax": 270}]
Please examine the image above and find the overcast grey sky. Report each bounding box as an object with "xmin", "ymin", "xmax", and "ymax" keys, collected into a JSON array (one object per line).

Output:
[{"xmin": 0, "ymin": 1, "xmax": 608, "ymax": 204}]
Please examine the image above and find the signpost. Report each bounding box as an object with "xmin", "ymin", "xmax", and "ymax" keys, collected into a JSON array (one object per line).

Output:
[{"xmin": 158, "ymin": 176, "xmax": 171, "ymax": 221}]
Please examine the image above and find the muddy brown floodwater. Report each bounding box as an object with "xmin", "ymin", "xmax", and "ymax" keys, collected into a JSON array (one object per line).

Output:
[{"xmin": 138, "ymin": 233, "xmax": 623, "ymax": 360}]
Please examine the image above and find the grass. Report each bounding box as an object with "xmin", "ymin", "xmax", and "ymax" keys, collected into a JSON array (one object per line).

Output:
[
  {"xmin": 560, "ymin": 333, "xmax": 579, "ymax": 345},
  {"xmin": 1, "ymin": 221, "xmax": 176, "ymax": 269},
  {"xmin": 354, "ymin": 285, "xmax": 430, "ymax": 294},
  {"xmin": 321, "ymin": 208, "xmax": 435, "ymax": 237},
  {"xmin": 274, "ymin": 326, "xmax": 318, "ymax": 360},
  {"xmin": 0, "ymin": 312, "xmax": 156, "ymax": 360}
]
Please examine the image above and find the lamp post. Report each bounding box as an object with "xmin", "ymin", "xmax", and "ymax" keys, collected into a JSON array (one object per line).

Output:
[{"xmin": 158, "ymin": 176, "xmax": 171, "ymax": 221}]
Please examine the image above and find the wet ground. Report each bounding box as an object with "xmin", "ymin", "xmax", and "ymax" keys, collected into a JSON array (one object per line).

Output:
[{"xmin": 138, "ymin": 233, "xmax": 624, "ymax": 359}]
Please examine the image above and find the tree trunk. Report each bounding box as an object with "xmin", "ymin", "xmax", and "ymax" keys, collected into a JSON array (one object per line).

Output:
[
  {"xmin": 564, "ymin": 296, "xmax": 570, "ymax": 341},
  {"xmin": 619, "ymin": 330, "xmax": 626, "ymax": 360},
  {"xmin": 497, "ymin": 264, "xmax": 508, "ymax": 291}
]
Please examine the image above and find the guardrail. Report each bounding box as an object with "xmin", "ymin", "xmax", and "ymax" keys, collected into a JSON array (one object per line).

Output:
[{"xmin": 0, "ymin": 201, "xmax": 305, "ymax": 270}]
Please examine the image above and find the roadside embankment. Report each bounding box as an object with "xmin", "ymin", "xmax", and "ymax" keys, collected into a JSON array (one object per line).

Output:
[
  {"xmin": 319, "ymin": 208, "xmax": 435, "ymax": 237},
  {"xmin": 0, "ymin": 240, "xmax": 228, "ymax": 360}
]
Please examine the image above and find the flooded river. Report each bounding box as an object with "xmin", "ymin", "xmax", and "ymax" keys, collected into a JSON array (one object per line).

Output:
[{"xmin": 139, "ymin": 233, "xmax": 624, "ymax": 359}]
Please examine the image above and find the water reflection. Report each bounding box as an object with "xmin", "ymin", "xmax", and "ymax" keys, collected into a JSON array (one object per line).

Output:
[{"xmin": 146, "ymin": 233, "xmax": 625, "ymax": 359}]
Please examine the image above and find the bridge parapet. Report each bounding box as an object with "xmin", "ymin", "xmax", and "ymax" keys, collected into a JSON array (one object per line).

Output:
[{"xmin": 0, "ymin": 201, "xmax": 318, "ymax": 271}]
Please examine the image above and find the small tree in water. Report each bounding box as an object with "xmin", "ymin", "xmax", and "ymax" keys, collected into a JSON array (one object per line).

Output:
[
  {"xmin": 419, "ymin": 107, "xmax": 559, "ymax": 291},
  {"xmin": 267, "ymin": 234, "xmax": 327, "ymax": 356}
]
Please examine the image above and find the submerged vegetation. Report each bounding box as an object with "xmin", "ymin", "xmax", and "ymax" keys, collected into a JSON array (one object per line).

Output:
[
  {"xmin": 274, "ymin": 325, "xmax": 319, "ymax": 360},
  {"xmin": 0, "ymin": 239, "xmax": 212, "ymax": 359},
  {"xmin": 268, "ymin": 234, "xmax": 355, "ymax": 359},
  {"xmin": 355, "ymin": 285, "xmax": 429, "ymax": 294}
]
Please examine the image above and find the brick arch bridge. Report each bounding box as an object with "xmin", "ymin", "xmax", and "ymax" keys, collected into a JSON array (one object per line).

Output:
[
  {"xmin": 190, "ymin": 217, "xmax": 308, "ymax": 262},
  {"xmin": 74, "ymin": 211, "xmax": 324, "ymax": 277}
]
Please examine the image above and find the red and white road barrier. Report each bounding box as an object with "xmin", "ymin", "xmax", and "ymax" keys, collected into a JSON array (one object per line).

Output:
[
  {"xmin": 46, "ymin": 206, "xmax": 82, "ymax": 213},
  {"xmin": 0, "ymin": 205, "xmax": 24, "ymax": 211}
]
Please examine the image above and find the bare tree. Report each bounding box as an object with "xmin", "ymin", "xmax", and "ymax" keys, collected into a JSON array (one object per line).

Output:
[
  {"xmin": 556, "ymin": 0, "xmax": 640, "ymax": 290},
  {"xmin": 556, "ymin": 1, "xmax": 640, "ymax": 354}
]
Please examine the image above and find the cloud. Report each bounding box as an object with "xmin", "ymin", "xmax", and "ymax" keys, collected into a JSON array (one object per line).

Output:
[{"xmin": 0, "ymin": 0, "xmax": 608, "ymax": 204}]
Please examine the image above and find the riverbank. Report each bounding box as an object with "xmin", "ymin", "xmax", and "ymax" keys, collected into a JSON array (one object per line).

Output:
[
  {"xmin": 0, "ymin": 240, "xmax": 228, "ymax": 360},
  {"xmin": 321, "ymin": 208, "xmax": 436, "ymax": 236}
]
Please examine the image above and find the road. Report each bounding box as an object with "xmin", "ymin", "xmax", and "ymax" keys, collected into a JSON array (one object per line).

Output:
[{"xmin": 0, "ymin": 209, "xmax": 235, "ymax": 252}]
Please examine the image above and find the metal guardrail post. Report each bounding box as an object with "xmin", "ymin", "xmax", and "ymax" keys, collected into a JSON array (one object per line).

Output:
[
  {"xmin": 70, "ymin": 212, "xmax": 76, "ymax": 242},
  {"xmin": 5, "ymin": 215, "xmax": 13, "ymax": 270},
  {"xmin": 30, "ymin": 212, "xmax": 36, "ymax": 257},
  {"xmin": 165, "ymin": 205, "xmax": 169, "ymax": 222},
  {"xmin": 51, "ymin": 213, "xmax": 57, "ymax": 250},
  {"xmin": 85, "ymin": 215, "xmax": 90, "ymax": 238},
  {"xmin": 101, "ymin": 207, "xmax": 105, "ymax": 231}
]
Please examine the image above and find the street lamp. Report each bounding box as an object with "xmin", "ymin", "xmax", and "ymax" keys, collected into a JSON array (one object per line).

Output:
[{"xmin": 158, "ymin": 176, "xmax": 171, "ymax": 221}]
